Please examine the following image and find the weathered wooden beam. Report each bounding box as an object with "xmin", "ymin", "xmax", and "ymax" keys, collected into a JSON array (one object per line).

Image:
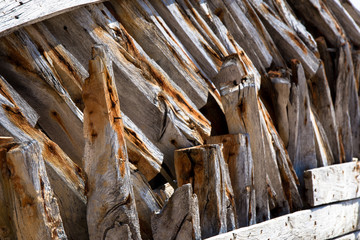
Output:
[
  {"xmin": 175, "ymin": 144, "xmax": 236, "ymax": 238},
  {"xmin": 340, "ymin": 0, "xmax": 360, "ymax": 27},
  {"xmin": 207, "ymin": 197, "xmax": 360, "ymax": 240},
  {"xmin": 287, "ymin": 0, "xmax": 346, "ymax": 47},
  {"xmin": 325, "ymin": 0, "xmax": 360, "ymax": 46},
  {"xmin": 287, "ymin": 60, "xmax": 317, "ymax": 191},
  {"xmin": 151, "ymin": 184, "xmax": 201, "ymax": 240},
  {"xmin": 41, "ymin": 5, "xmax": 211, "ymax": 176},
  {"xmin": 0, "ymin": 80, "xmax": 88, "ymax": 240},
  {"xmin": 334, "ymin": 231, "xmax": 360, "ymax": 240},
  {"xmin": 105, "ymin": 0, "xmax": 209, "ymax": 108},
  {"xmin": 0, "ymin": 140, "xmax": 67, "ymax": 239},
  {"xmin": 83, "ymin": 45, "xmax": 141, "ymax": 239},
  {"xmin": 149, "ymin": 0, "xmax": 223, "ymax": 79},
  {"xmin": 250, "ymin": 1, "xmax": 320, "ymax": 77},
  {"xmin": 130, "ymin": 165, "xmax": 162, "ymax": 240},
  {"xmin": 308, "ymin": 62, "xmax": 339, "ymax": 164},
  {"xmin": 304, "ymin": 161, "xmax": 360, "ymax": 207},
  {"xmin": 0, "ymin": 0, "xmax": 106, "ymax": 37},
  {"xmin": 213, "ymin": 54, "xmax": 270, "ymax": 222},
  {"xmin": 0, "ymin": 29, "xmax": 85, "ymax": 166},
  {"xmin": 206, "ymin": 134, "xmax": 256, "ymax": 227}
]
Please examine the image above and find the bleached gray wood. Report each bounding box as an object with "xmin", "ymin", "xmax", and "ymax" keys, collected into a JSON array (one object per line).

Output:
[
  {"xmin": 259, "ymin": 100, "xmax": 303, "ymax": 212},
  {"xmin": 0, "ymin": 0, "xmax": 106, "ymax": 37},
  {"xmin": 325, "ymin": 0, "xmax": 360, "ymax": 46},
  {"xmin": 304, "ymin": 161, "xmax": 360, "ymax": 206},
  {"xmin": 341, "ymin": 0, "xmax": 360, "ymax": 27},
  {"xmin": 41, "ymin": 5, "xmax": 211, "ymax": 176},
  {"xmin": 106, "ymin": 0, "xmax": 209, "ymax": 108},
  {"xmin": 206, "ymin": 134, "xmax": 256, "ymax": 227},
  {"xmin": 308, "ymin": 62, "xmax": 339, "ymax": 164},
  {"xmin": 0, "ymin": 75, "xmax": 39, "ymax": 127},
  {"xmin": 267, "ymin": 0, "xmax": 318, "ymax": 53},
  {"xmin": 149, "ymin": 0, "xmax": 222, "ymax": 79},
  {"xmin": 0, "ymin": 140, "xmax": 67, "ymax": 239},
  {"xmin": 175, "ymin": 144, "xmax": 235, "ymax": 238},
  {"xmin": 151, "ymin": 184, "xmax": 201, "ymax": 240},
  {"xmin": 213, "ymin": 54, "xmax": 269, "ymax": 222},
  {"xmin": 83, "ymin": 45, "xmax": 141, "ymax": 240},
  {"xmin": 287, "ymin": 0, "xmax": 346, "ymax": 47},
  {"xmin": 0, "ymin": 29, "xmax": 84, "ymax": 166},
  {"xmin": 335, "ymin": 43, "xmax": 354, "ymax": 162},
  {"xmin": 287, "ymin": 60, "xmax": 317, "ymax": 192},
  {"xmin": 250, "ymin": 1, "xmax": 320, "ymax": 77},
  {"xmin": 130, "ymin": 165, "xmax": 162, "ymax": 240},
  {"xmin": 334, "ymin": 231, "xmax": 360, "ymax": 240},
  {"xmin": 207, "ymin": 198, "xmax": 360, "ymax": 240}
]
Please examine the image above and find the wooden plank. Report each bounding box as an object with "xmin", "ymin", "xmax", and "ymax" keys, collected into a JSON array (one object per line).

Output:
[
  {"xmin": 130, "ymin": 166, "xmax": 162, "ymax": 240},
  {"xmin": 174, "ymin": 144, "xmax": 236, "ymax": 238},
  {"xmin": 83, "ymin": 45, "xmax": 141, "ymax": 240},
  {"xmin": 340, "ymin": 0, "xmax": 360, "ymax": 27},
  {"xmin": 0, "ymin": 140, "xmax": 67, "ymax": 239},
  {"xmin": 0, "ymin": 0, "xmax": 105, "ymax": 37},
  {"xmin": 206, "ymin": 134, "xmax": 256, "ymax": 227},
  {"xmin": 214, "ymin": 54, "xmax": 269, "ymax": 222},
  {"xmin": 325, "ymin": 0, "xmax": 360, "ymax": 46},
  {"xmin": 334, "ymin": 231, "xmax": 360, "ymax": 240},
  {"xmin": 207, "ymin": 197, "xmax": 360, "ymax": 240},
  {"xmin": 304, "ymin": 161, "xmax": 360, "ymax": 207},
  {"xmin": 151, "ymin": 184, "xmax": 201, "ymax": 240}
]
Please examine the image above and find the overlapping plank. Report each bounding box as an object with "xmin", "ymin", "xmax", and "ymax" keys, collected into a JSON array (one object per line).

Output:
[
  {"xmin": 304, "ymin": 161, "xmax": 360, "ymax": 206},
  {"xmin": 206, "ymin": 134, "xmax": 256, "ymax": 227},
  {"xmin": 83, "ymin": 45, "xmax": 141, "ymax": 239},
  {"xmin": 207, "ymin": 198, "xmax": 360, "ymax": 240},
  {"xmin": 0, "ymin": 0, "xmax": 105, "ymax": 37},
  {"xmin": 151, "ymin": 184, "xmax": 201, "ymax": 240},
  {"xmin": 175, "ymin": 144, "xmax": 236, "ymax": 238}
]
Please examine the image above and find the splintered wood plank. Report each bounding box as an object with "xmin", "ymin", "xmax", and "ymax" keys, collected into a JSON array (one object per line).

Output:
[
  {"xmin": 0, "ymin": 82, "xmax": 88, "ymax": 239},
  {"xmin": 151, "ymin": 184, "xmax": 201, "ymax": 240},
  {"xmin": 0, "ymin": 28, "xmax": 85, "ymax": 166},
  {"xmin": 325, "ymin": 0, "xmax": 360, "ymax": 46},
  {"xmin": 213, "ymin": 54, "xmax": 270, "ymax": 222},
  {"xmin": 0, "ymin": 0, "xmax": 105, "ymax": 37},
  {"xmin": 83, "ymin": 45, "xmax": 141, "ymax": 240},
  {"xmin": 287, "ymin": 60, "xmax": 317, "ymax": 191},
  {"xmin": 130, "ymin": 166, "xmax": 162, "ymax": 240},
  {"xmin": 304, "ymin": 161, "xmax": 360, "ymax": 206},
  {"xmin": 250, "ymin": 0, "xmax": 320, "ymax": 77},
  {"xmin": 175, "ymin": 144, "xmax": 236, "ymax": 238},
  {"xmin": 0, "ymin": 140, "xmax": 67, "ymax": 239},
  {"xmin": 207, "ymin": 197, "xmax": 360, "ymax": 240},
  {"xmin": 341, "ymin": 0, "xmax": 360, "ymax": 27},
  {"xmin": 206, "ymin": 134, "xmax": 256, "ymax": 227}
]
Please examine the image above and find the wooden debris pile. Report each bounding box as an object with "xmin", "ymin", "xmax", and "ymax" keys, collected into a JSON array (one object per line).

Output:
[{"xmin": 0, "ymin": 0, "xmax": 359, "ymax": 239}]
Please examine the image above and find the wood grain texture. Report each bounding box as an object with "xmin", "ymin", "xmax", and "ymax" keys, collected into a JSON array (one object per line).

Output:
[
  {"xmin": 206, "ymin": 134, "xmax": 256, "ymax": 227},
  {"xmin": 175, "ymin": 144, "xmax": 236, "ymax": 238},
  {"xmin": 304, "ymin": 161, "xmax": 360, "ymax": 206},
  {"xmin": 0, "ymin": 0, "xmax": 105, "ymax": 37},
  {"xmin": 207, "ymin": 197, "xmax": 360, "ymax": 240},
  {"xmin": 83, "ymin": 45, "xmax": 141, "ymax": 240},
  {"xmin": 0, "ymin": 140, "xmax": 67, "ymax": 240},
  {"xmin": 151, "ymin": 184, "xmax": 201, "ymax": 240}
]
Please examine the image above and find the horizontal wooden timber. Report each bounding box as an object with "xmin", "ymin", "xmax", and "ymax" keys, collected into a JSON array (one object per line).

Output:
[
  {"xmin": 206, "ymin": 197, "xmax": 360, "ymax": 240},
  {"xmin": 305, "ymin": 160, "xmax": 360, "ymax": 207},
  {"xmin": 0, "ymin": 0, "xmax": 105, "ymax": 37}
]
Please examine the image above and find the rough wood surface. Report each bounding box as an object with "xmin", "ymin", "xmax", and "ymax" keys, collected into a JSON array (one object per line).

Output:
[
  {"xmin": 151, "ymin": 184, "xmax": 201, "ymax": 240},
  {"xmin": 334, "ymin": 231, "xmax": 360, "ymax": 240},
  {"xmin": 175, "ymin": 144, "xmax": 236, "ymax": 238},
  {"xmin": 206, "ymin": 134, "xmax": 256, "ymax": 227},
  {"xmin": 83, "ymin": 45, "xmax": 141, "ymax": 240},
  {"xmin": 0, "ymin": 140, "xmax": 67, "ymax": 240},
  {"xmin": 0, "ymin": 0, "xmax": 105, "ymax": 37},
  {"xmin": 304, "ymin": 161, "xmax": 360, "ymax": 207},
  {"xmin": 207, "ymin": 197, "xmax": 360, "ymax": 240}
]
